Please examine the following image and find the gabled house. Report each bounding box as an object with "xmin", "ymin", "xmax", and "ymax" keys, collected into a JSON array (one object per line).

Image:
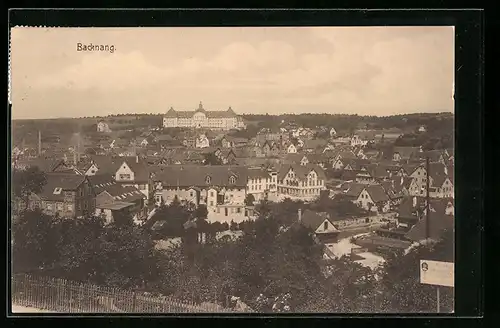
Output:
[
  {"xmin": 329, "ymin": 127, "xmax": 337, "ymax": 137},
  {"xmin": 97, "ymin": 121, "xmax": 111, "ymax": 133},
  {"xmin": 298, "ymin": 209, "xmax": 339, "ymax": 243},
  {"xmin": 277, "ymin": 164, "xmax": 327, "ymax": 201},
  {"xmin": 28, "ymin": 173, "xmax": 96, "ymax": 218},
  {"xmin": 344, "ymin": 183, "xmax": 390, "ymax": 213},
  {"xmin": 114, "ymin": 156, "xmax": 152, "ymax": 200},
  {"xmin": 152, "ymin": 165, "xmax": 250, "ymax": 223},
  {"xmin": 287, "ymin": 142, "xmax": 298, "ymax": 154},
  {"xmin": 92, "ymin": 176, "xmax": 147, "ymax": 225},
  {"xmin": 195, "ymin": 134, "xmax": 210, "ymax": 149}
]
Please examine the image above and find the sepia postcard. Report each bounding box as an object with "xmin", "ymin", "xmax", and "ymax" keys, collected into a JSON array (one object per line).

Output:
[{"xmin": 9, "ymin": 25, "xmax": 456, "ymax": 315}]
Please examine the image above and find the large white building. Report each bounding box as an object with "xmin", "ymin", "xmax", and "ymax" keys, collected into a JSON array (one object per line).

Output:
[
  {"xmin": 163, "ymin": 102, "xmax": 246, "ymax": 130},
  {"xmin": 277, "ymin": 164, "xmax": 327, "ymax": 202}
]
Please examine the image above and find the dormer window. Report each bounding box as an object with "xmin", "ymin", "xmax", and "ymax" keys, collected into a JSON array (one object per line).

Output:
[
  {"xmin": 53, "ymin": 187, "xmax": 62, "ymax": 195},
  {"xmin": 229, "ymin": 175, "xmax": 236, "ymax": 184},
  {"xmin": 205, "ymin": 176, "xmax": 212, "ymax": 184}
]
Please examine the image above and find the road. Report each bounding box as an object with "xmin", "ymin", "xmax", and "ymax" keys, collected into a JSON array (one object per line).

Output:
[{"xmin": 11, "ymin": 305, "xmax": 54, "ymax": 313}]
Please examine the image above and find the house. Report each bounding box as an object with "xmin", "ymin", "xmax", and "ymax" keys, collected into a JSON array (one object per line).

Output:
[
  {"xmin": 344, "ymin": 183, "xmax": 390, "ymax": 213},
  {"xmin": 392, "ymin": 146, "xmax": 423, "ymax": 162},
  {"xmin": 350, "ymin": 135, "xmax": 368, "ymax": 147},
  {"xmin": 13, "ymin": 158, "xmax": 72, "ymax": 173},
  {"xmin": 302, "ymin": 139, "xmax": 328, "ymax": 153},
  {"xmin": 152, "ymin": 165, "xmax": 250, "ymax": 223},
  {"xmin": 29, "ymin": 173, "xmax": 96, "ymax": 218},
  {"xmin": 247, "ymin": 167, "xmax": 278, "ymax": 203},
  {"xmin": 92, "ymin": 175, "xmax": 147, "ymax": 225},
  {"xmin": 287, "ymin": 142, "xmax": 298, "ymax": 154},
  {"xmin": 195, "ymin": 134, "xmax": 210, "ymax": 149},
  {"xmin": 329, "ymin": 127, "xmax": 337, "ymax": 137},
  {"xmin": 405, "ymin": 205, "xmax": 453, "ymax": 242},
  {"xmin": 380, "ymin": 176, "xmax": 413, "ymax": 207},
  {"xmin": 429, "ymin": 171, "xmax": 454, "ymax": 199},
  {"xmin": 277, "ymin": 164, "xmax": 327, "ymax": 201},
  {"xmin": 114, "ymin": 156, "xmax": 152, "ymax": 200},
  {"xmin": 97, "ymin": 121, "xmax": 111, "ymax": 133},
  {"xmin": 298, "ymin": 209, "xmax": 339, "ymax": 243}
]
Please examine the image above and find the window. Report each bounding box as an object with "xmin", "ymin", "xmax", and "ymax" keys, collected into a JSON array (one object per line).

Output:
[
  {"xmin": 225, "ymin": 208, "xmax": 228, "ymax": 216},
  {"xmin": 237, "ymin": 207, "xmax": 241, "ymax": 213},
  {"xmin": 323, "ymin": 221, "xmax": 328, "ymax": 230},
  {"xmin": 56, "ymin": 203, "xmax": 63, "ymax": 211},
  {"xmin": 206, "ymin": 176, "xmax": 211, "ymax": 184},
  {"xmin": 119, "ymin": 174, "xmax": 131, "ymax": 180},
  {"xmin": 47, "ymin": 203, "xmax": 53, "ymax": 211},
  {"xmin": 210, "ymin": 201, "xmax": 214, "ymax": 206},
  {"xmin": 210, "ymin": 191, "xmax": 214, "ymax": 197},
  {"xmin": 217, "ymin": 207, "xmax": 220, "ymax": 213},
  {"xmin": 66, "ymin": 204, "xmax": 72, "ymax": 211},
  {"xmin": 84, "ymin": 202, "xmax": 88, "ymax": 210},
  {"xmin": 190, "ymin": 191, "xmax": 194, "ymax": 197},
  {"xmin": 229, "ymin": 176, "xmax": 236, "ymax": 184}
]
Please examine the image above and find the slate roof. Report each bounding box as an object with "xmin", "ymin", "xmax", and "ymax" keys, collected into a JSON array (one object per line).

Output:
[
  {"xmin": 152, "ymin": 165, "xmax": 249, "ymax": 187},
  {"xmin": 37, "ymin": 173, "xmax": 87, "ymax": 201}
]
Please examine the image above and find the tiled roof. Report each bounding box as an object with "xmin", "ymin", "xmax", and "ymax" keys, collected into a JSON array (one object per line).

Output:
[
  {"xmin": 37, "ymin": 173, "xmax": 87, "ymax": 201},
  {"xmin": 88, "ymin": 174, "xmax": 117, "ymax": 194},
  {"xmin": 163, "ymin": 105, "xmax": 238, "ymax": 119},
  {"xmin": 99, "ymin": 184, "xmax": 144, "ymax": 203},
  {"xmin": 300, "ymin": 209, "xmax": 330, "ymax": 231},
  {"xmin": 393, "ymin": 147, "xmax": 422, "ymax": 160},
  {"xmin": 152, "ymin": 165, "xmax": 249, "ymax": 188},
  {"xmin": 277, "ymin": 164, "xmax": 326, "ymax": 181},
  {"xmin": 89, "ymin": 155, "xmax": 123, "ymax": 174},
  {"xmin": 344, "ymin": 182, "xmax": 366, "ymax": 198},
  {"xmin": 14, "ymin": 158, "xmax": 64, "ymax": 173},
  {"xmin": 405, "ymin": 212, "xmax": 454, "ymax": 242},
  {"xmin": 247, "ymin": 168, "xmax": 272, "ymax": 179},
  {"xmin": 365, "ymin": 184, "xmax": 390, "ymax": 203}
]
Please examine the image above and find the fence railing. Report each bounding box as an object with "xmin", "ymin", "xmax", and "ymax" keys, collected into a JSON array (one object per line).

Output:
[{"xmin": 11, "ymin": 274, "xmax": 243, "ymax": 313}]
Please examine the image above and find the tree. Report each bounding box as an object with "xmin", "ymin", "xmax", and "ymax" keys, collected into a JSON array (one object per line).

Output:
[
  {"xmin": 245, "ymin": 194, "xmax": 255, "ymax": 206},
  {"xmin": 12, "ymin": 209, "xmax": 59, "ymax": 273},
  {"xmin": 12, "ymin": 167, "xmax": 47, "ymax": 210},
  {"xmin": 203, "ymin": 152, "xmax": 222, "ymax": 165},
  {"xmin": 377, "ymin": 228, "xmax": 454, "ymax": 313}
]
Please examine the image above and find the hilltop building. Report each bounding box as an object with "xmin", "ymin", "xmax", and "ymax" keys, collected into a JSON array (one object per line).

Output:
[{"xmin": 163, "ymin": 102, "xmax": 246, "ymax": 130}]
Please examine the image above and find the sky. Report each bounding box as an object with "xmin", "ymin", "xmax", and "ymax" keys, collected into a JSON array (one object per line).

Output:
[{"xmin": 10, "ymin": 26, "xmax": 455, "ymax": 120}]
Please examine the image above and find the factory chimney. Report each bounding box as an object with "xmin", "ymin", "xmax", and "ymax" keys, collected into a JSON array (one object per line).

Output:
[
  {"xmin": 38, "ymin": 130, "xmax": 41, "ymax": 156},
  {"xmin": 298, "ymin": 208, "xmax": 302, "ymax": 223}
]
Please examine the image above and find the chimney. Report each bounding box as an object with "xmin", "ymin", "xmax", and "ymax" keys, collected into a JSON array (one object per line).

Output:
[
  {"xmin": 73, "ymin": 149, "xmax": 77, "ymax": 166},
  {"xmin": 400, "ymin": 176, "xmax": 404, "ymax": 186},
  {"xmin": 136, "ymin": 155, "xmax": 139, "ymax": 163},
  {"xmin": 444, "ymin": 165, "xmax": 448, "ymax": 176},
  {"xmin": 38, "ymin": 130, "xmax": 41, "ymax": 156},
  {"xmin": 412, "ymin": 196, "xmax": 417, "ymax": 209},
  {"xmin": 298, "ymin": 208, "xmax": 302, "ymax": 223}
]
